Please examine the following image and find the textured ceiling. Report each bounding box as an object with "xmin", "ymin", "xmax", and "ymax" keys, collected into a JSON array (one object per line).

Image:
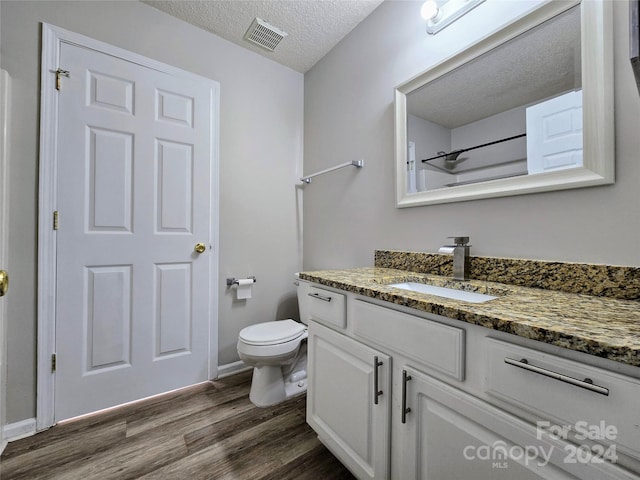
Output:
[
  {"xmin": 142, "ymin": 0, "xmax": 384, "ymax": 73},
  {"xmin": 408, "ymin": 5, "xmax": 581, "ymax": 129}
]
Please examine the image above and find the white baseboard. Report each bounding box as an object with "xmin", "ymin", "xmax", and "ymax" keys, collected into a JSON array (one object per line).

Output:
[
  {"xmin": 4, "ymin": 417, "xmax": 36, "ymax": 442},
  {"xmin": 215, "ymin": 360, "xmax": 251, "ymax": 379}
]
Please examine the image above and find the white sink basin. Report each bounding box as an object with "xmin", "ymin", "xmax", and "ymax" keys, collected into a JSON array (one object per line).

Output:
[{"xmin": 388, "ymin": 282, "xmax": 497, "ymax": 304}]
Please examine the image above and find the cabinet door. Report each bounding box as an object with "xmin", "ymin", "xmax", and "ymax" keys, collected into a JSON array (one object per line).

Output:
[
  {"xmin": 397, "ymin": 366, "xmax": 590, "ymax": 480},
  {"xmin": 307, "ymin": 321, "xmax": 391, "ymax": 480}
]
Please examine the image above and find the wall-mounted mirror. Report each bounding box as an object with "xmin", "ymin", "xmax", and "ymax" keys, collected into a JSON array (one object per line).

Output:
[{"xmin": 394, "ymin": 0, "xmax": 614, "ymax": 207}]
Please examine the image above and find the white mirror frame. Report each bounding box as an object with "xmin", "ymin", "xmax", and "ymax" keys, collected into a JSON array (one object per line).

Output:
[{"xmin": 394, "ymin": 0, "xmax": 614, "ymax": 208}]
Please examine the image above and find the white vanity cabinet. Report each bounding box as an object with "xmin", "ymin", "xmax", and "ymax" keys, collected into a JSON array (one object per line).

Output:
[
  {"xmin": 397, "ymin": 366, "xmax": 576, "ymax": 480},
  {"xmin": 307, "ymin": 320, "xmax": 391, "ymax": 480},
  {"xmin": 304, "ymin": 283, "xmax": 640, "ymax": 479},
  {"xmin": 349, "ymin": 299, "xmax": 578, "ymax": 480},
  {"xmin": 396, "ymin": 364, "xmax": 637, "ymax": 480},
  {"xmin": 484, "ymin": 338, "xmax": 640, "ymax": 478}
]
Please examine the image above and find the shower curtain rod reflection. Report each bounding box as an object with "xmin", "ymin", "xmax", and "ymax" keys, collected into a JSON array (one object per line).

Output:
[
  {"xmin": 421, "ymin": 133, "xmax": 526, "ymax": 163},
  {"xmin": 300, "ymin": 160, "xmax": 364, "ymax": 184}
]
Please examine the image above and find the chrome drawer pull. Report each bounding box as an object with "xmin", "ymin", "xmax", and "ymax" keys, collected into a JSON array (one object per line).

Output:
[
  {"xmin": 308, "ymin": 292, "xmax": 332, "ymax": 302},
  {"xmin": 373, "ymin": 356, "xmax": 383, "ymax": 405},
  {"xmin": 504, "ymin": 357, "xmax": 609, "ymax": 396},
  {"xmin": 401, "ymin": 369, "xmax": 412, "ymax": 424}
]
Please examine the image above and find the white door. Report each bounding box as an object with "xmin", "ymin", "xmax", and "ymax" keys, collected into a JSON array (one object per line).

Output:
[
  {"xmin": 55, "ymin": 42, "xmax": 216, "ymax": 421},
  {"xmin": 526, "ymin": 90, "xmax": 583, "ymax": 174}
]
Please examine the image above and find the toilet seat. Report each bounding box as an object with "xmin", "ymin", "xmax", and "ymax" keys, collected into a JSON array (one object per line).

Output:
[{"xmin": 239, "ymin": 319, "xmax": 306, "ymax": 346}]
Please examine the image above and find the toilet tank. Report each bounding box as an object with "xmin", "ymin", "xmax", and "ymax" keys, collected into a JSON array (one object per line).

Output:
[{"xmin": 296, "ymin": 275, "xmax": 311, "ymax": 325}]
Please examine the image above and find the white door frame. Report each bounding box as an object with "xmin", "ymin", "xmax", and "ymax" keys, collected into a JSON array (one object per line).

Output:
[
  {"xmin": 37, "ymin": 24, "xmax": 220, "ymax": 431},
  {"xmin": 1, "ymin": 69, "xmax": 11, "ymax": 452}
]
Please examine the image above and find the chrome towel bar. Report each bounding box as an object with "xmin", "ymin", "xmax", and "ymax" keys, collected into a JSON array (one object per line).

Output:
[{"xmin": 300, "ymin": 160, "xmax": 363, "ymax": 184}]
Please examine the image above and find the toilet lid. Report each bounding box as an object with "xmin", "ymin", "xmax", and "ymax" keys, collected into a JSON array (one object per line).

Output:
[{"xmin": 239, "ymin": 319, "xmax": 306, "ymax": 346}]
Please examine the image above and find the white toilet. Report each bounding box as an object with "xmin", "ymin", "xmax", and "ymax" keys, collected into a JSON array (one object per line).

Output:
[{"xmin": 237, "ymin": 276, "xmax": 310, "ymax": 407}]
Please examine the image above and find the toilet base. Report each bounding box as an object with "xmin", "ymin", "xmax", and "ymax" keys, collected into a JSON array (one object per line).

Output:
[{"xmin": 249, "ymin": 351, "xmax": 307, "ymax": 407}]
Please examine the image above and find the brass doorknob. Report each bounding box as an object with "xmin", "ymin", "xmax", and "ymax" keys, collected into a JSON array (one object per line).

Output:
[
  {"xmin": 0, "ymin": 270, "xmax": 8, "ymax": 297},
  {"xmin": 194, "ymin": 243, "xmax": 206, "ymax": 254}
]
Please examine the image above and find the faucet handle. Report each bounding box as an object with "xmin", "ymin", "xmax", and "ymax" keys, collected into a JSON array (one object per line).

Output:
[{"xmin": 448, "ymin": 236, "xmax": 469, "ymax": 245}]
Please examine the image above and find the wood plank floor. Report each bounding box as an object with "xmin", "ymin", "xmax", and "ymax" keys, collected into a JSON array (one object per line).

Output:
[{"xmin": 0, "ymin": 371, "xmax": 356, "ymax": 480}]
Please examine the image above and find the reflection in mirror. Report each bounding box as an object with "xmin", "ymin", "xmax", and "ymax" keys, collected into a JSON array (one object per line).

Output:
[
  {"xmin": 407, "ymin": 5, "xmax": 581, "ymax": 192},
  {"xmin": 395, "ymin": 0, "xmax": 614, "ymax": 207}
]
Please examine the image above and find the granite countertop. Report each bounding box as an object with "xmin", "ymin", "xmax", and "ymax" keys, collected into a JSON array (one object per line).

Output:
[{"xmin": 299, "ymin": 267, "xmax": 640, "ymax": 368}]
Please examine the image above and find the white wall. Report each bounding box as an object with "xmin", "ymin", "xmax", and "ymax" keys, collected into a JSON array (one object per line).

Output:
[
  {"xmin": 451, "ymin": 106, "xmax": 526, "ymax": 169},
  {"xmin": 409, "ymin": 106, "xmax": 528, "ymax": 190},
  {"xmin": 408, "ymin": 114, "xmax": 451, "ymax": 165},
  {"xmin": 0, "ymin": 0, "xmax": 303, "ymax": 424},
  {"xmin": 407, "ymin": 114, "xmax": 451, "ymax": 190},
  {"xmin": 451, "ymin": 106, "xmax": 527, "ymax": 186},
  {"xmin": 304, "ymin": 0, "xmax": 640, "ymax": 270}
]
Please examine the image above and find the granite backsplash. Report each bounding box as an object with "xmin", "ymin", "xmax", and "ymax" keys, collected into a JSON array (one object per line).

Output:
[{"xmin": 374, "ymin": 250, "xmax": 640, "ymax": 300}]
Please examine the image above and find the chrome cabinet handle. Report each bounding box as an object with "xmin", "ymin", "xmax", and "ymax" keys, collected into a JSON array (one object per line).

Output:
[
  {"xmin": 504, "ymin": 358, "xmax": 609, "ymax": 396},
  {"xmin": 401, "ymin": 369, "xmax": 412, "ymax": 424},
  {"xmin": 308, "ymin": 292, "xmax": 332, "ymax": 302},
  {"xmin": 373, "ymin": 356, "xmax": 383, "ymax": 405}
]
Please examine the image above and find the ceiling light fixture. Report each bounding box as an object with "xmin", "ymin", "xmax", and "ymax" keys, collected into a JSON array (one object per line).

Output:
[
  {"xmin": 422, "ymin": 0, "xmax": 486, "ymax": 35},
  {"xmin": 420, "ymin": 0, "xmax": 440, "ymax": 21}
]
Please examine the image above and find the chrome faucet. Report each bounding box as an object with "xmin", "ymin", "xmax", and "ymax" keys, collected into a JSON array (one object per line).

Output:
[{"xmin": 438, "ymin": 236, "xmax": 470, "ymax": 281}]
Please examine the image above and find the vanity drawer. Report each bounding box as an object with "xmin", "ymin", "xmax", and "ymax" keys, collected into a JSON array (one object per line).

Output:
[
  {"xmin": 351, "ymin": 300, "xmax": 464, "ymax": 381},
  {"xmin": 307, "ymin": 285, "xmax": 346, "ymax": 329},
  {"xmin": 486, "ymin": 338, "xmax": 640, "ymax": 459}
]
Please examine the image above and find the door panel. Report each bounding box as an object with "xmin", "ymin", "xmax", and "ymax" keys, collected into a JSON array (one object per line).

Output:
[
  {"xmin": 156, "ymin": 89, "xmax": 193, "ymax": 127},
  {"xmin": 85, "ymin": 266, "xmax": 132, "ymax": 372},
  {"xmin": 89, "ymin": 71, "xmax": 134, "ymax": 114},
  {"xmin": 156, "ymin": 140, "xmax": 193, "ymax": 233},
  {"xmin": 88, "ymin": 128, "xmax": 133, "ymax": 232},
  {"xmin": 55, "ymin": 42, "xmax": 215, "ymax": 421},
  {"xmin": 155, "ymin": 263, "xmax": 191, "ymax": 357}
]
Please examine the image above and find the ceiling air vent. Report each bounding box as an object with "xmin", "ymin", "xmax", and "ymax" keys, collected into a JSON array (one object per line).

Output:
[{"xmin": 244, "ymin": 17, "xmax": 288, "ymax": 52}]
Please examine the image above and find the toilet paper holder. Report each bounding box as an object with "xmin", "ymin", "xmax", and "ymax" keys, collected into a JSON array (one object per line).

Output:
[{"xmin": 226, "ymin": 276, "xmax": 257, "ymax": 286}]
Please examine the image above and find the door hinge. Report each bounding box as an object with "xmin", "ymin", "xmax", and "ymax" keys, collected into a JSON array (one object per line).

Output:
[
  {"xmin": 53, "ymin": 211, "xmax": 59, "ymax": 230},
  {"xmin": 51, "ymin": 353, "xmax": 57, "ymax": 373},
  {"xmin": 55, "ymin": 69, "xmax": 70, "ymax": 91}
]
